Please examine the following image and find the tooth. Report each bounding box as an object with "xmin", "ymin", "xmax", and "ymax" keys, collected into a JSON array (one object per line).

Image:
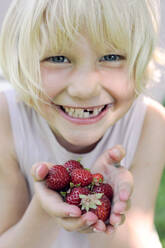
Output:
[
  {"xmin": 62, "ymin": 106, "xmax": 106, "ymax": 118},
  {"xmin": 79, "ymin": 112, "xmax": 83, "ymax": 118},
  {"xmin": 94, "ymin": 109, "xmax": 99, "ymax": 115},
  {"xmin": 65, "ymin": 107, "xmax": 70, "ymax": 113},
  {"xmin": 67, "ymin": 108, "xmax": 74, "ymax": 113},
  {"xmin": 68, "ymin": 109, "xmax": 74, "ymax": 115},
  {"xmin": 68, "ymin": 111, "xmax": 73, "ymax": 117},
  {"xmin": 78, "ymin": 109, "xmax": 84, "ymax": 117},
  {"xmin": 74, "ymin": 109, "xmax": 80, "ymax": 117},
  {"xmin": 83, "ymin": 112, "xmax": 90, "ymax": 118},
  {"xmin": 72, "ymin": 112, "xmax": 77, "ymax": 117}
]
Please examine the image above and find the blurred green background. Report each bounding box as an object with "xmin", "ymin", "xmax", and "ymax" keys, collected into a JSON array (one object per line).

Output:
[
  {"xmin": 155, "ymin": 169, "xmax": 165, "ymax": 248},
  {"xmin": 154, "ymin": 98, "xmax": 165, "ymax": 248}
]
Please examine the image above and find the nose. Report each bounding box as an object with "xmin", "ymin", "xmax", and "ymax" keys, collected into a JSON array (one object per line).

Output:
[{"xmin": 67, "ymin": 69, "xmax": 102, "ymax": 100}]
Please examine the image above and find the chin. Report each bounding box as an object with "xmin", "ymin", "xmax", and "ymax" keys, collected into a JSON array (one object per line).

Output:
[{"xmin": 60, "ymin": 131, "xmax": 103, "ymax": 153}]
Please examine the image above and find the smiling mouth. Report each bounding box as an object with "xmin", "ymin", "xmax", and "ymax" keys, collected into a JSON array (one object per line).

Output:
[{"xmin": 56, "ymin": 103, "xmax": 113, "ymax": 119}]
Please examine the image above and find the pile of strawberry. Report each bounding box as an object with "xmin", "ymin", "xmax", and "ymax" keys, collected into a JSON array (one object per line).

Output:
[{"xmin": 45, "ymin": 160, "xmax": 113, "ymax": 222}]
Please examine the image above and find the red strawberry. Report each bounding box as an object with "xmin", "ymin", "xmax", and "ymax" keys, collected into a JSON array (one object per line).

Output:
[
  {"xmin": 63, "ymin": 160, "xmax": 83, "ymax": 174},
  {"xmin": 90, "ymin": 195, "xmax": 111, "ymax": 222},
  {"xmin": 92, "ymin": 183, "xmax": 113, "ymax": 200},
  {"xmin": 92, "ymin": 173, "xmax": 104, "ymax": 185},
  {"xmin": 46, "ymin": 165, "xmax": 71, "ymax": 191},
  {"xmin": 80, "ymin": 193, "xmax": 111, "ymax": 222},
  {"xmin": 66, "ymin": 187, "xmax": 90, "ymax": 205},
  {"xmin": 71, "ymin": 168, "xmax": 93, "ymax": 187}
]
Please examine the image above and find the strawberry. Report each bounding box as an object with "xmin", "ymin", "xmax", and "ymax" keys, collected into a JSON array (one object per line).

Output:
[
  {"xmin": 80, "ymin": 193, "xmax": 111, "ymax": 222},
  {"xmin": 71, "ymin": 168, "xmax": 93, "ymax": 187},
  {"xmin": 46, "ymin": 165, "xmax": 71, "ymax": 191},
  {"xmin": 92, "ymin": 173, "xmax": 104, "ymax": 185},
  {"xmin": 66, "ymin": 187, "xmax": 90, "ymax": 205},
  {"xmin": 63, "ymin": 160, "xmax": 83, "ymax": 174},
  {"xmin": 90, "ymin": 195, "xmax": 111, "ymax": 221},
  {"xmin": 92, "ymin": 183, "xmax": 113, "ymax": 200}
]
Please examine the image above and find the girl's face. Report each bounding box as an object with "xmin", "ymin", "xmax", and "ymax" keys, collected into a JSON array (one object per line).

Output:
[{"xmin": 40, "ymin": 35, "xmax": 136, "ymax": 153}]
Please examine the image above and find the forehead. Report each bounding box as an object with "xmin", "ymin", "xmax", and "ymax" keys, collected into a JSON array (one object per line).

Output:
[
  {"xmin": 43, "ymin": 34, "xmax": 123, "ymax": 58},
  {"xmin": 39, "ymin": 0, "xmax": 135, "ymax": 56}
]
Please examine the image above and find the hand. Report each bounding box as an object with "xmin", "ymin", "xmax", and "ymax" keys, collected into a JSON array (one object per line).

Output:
[
  {"xmin": 31, "ymin": 163, "xmax": 100, "ymax": 233},
  {"xmin": 91, "ymin": 145, "xmax": 133, "ymax": 234}
]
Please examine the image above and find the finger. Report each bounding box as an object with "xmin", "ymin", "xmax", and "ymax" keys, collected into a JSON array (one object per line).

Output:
[
  {"xmin": 31, "ymin": 162, "xmax": 52, "ymax": 181},
  {"xmin": 118, "ymin": 171, "xmax": 133, "ymax": 201},
  {"xmin": 79, "ymin": 219, "xmax": 106, "ymax": 234},
  {"xmin": 112, "ymin": 199, "xmax": 131, "ymax": 215},
  {"xmin": 92, "ymin": 145, "xmax": 126, "ymax": 176},
  {"xmin": 112, "ymin": 201, "xmax": 128, "ymax": 214},
  {"xmin": 105, "ymin": 225, "xmax": 116, "ymax": 234},
  {"xmin": 110, "ymin": 213, "xmax": 125, "ymax": 227},
  {"xmin": 57, "ymin": 212, "xmax": 98, "ymax": 232},
  {"xmin": 109, "ymin": 145, "xmax": 126, "ymax": 164},
  {"xmin": 77, "ymin": 212, "xmax": 98, "ymax": 232},
  {"xmin": 35, "ymin": 181, "xmax": 81, "ymax": 218},
  {"xmin": 111, "ymin": 168, "xmax": 133, "ymax": 204},
  {"xmin": 92, "ymin": 219, "xmax": 106, "ymax": 233}
]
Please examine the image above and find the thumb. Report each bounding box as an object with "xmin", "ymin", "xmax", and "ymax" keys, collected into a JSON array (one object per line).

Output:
[
  {"xmin": 35, "ymin": 181, "xmax": 82, "ymax": 218},
  {"xmin": 92, "ymin": 145, "xmax": 126, "ymax": 174},
  {"xmin": 31, "ymin": 162, "xmax": 53, "ymax": 181}
]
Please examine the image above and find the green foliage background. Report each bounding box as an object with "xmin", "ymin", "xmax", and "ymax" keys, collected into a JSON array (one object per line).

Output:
[
  {"xmin": 155, "ymin": 169, "xmax": 165, "ymax": 248},
  {"xmin": 154, "ymin": 100, "xmax": 165, "ymax": 248}
]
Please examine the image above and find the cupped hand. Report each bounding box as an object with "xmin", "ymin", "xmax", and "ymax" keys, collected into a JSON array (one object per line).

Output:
[
  {"xmin": 30, "ymin": 144, "xmax": 133, "ymax": 234},
  {"xmin": 31, "ymin": 163, "xmax": 99, "ymax": 233},
  {"xmin": 91, "ymin": 145, "xmax": 133, "ymax": 234}
]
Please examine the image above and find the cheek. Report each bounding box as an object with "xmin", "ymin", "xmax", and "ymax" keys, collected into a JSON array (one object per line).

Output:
[
  {"xmin": 40, "ymin": 65, "xmax": 67, "ymax": 97},
  {"xmin": 101, "ymin": 70, "xmax": 135, "ymax": 100}
]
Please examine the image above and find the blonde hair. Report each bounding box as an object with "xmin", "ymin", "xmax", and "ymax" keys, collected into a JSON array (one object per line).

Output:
[{"xmin": 0, "ymin": 0, "xmax": 161, "ymax": 107}]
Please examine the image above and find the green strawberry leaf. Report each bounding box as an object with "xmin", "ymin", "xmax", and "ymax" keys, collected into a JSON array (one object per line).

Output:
[
  {"xmin": 60, "ymin": 191, "xmax": 67, "ymax": 198},
  {"xmin": 70, "ymin": 182, "xmax": 75, "ymax": 188},
  {"xmin": 75, "ymin": 183, "xmax": 81, "ymax": 187},
  {"xmin": 79, "ymin": 194, "xmax": 87, "ymax": 199},
  {"xmin": 95, "ymin": 193, "xmax": 103, "ymax": 199}
]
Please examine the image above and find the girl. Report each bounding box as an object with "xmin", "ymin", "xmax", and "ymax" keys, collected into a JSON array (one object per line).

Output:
[{"xmin": 0, "ymin": 0, "xmax": 165, "ymax": 247}]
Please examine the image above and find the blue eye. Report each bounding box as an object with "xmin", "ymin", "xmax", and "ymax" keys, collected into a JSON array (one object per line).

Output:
[
  {"xmin": 47, "ymin": 56, "xmax": 70, "ymax": 63},
  {"xmin": 99, "ymin": 54, "xmax": 125, "ymax": 62}
]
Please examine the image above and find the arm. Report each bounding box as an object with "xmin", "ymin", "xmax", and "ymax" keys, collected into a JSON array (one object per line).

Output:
[
  {"xmin": 0, "ymin": 92, "xmax": 59, "ymax": 248},
  {"xmin": 129, "ymin": 98, "xmax": 165, "ymax": 219},
  {"xmin": 88, "ymin": 99, "xmax": 165, "ymax": 248},
  {"xmin": 0, "ymin": 92, "xmax": 83, "ymax": 248},
  {"xmin": 118, "ymin": 98, "xmax": 165, "ymax": 248}
]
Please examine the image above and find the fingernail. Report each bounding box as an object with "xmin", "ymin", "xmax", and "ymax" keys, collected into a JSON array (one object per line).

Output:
[
  {"xmin": 93, "ymin": 228, "xmax": 103, "ymax": 233},
  {"xmin": 114, "ymin": 223, "xmax": 120, "ymax": 228},
  {"xmin": 36, "ymin": 165, "xmax": 43, "ymax": 180},
  {"xmin": 69, "ymin": 212, "xmax": 80, "ymax": 217},
  {"xmin": 111, "ymin": 148, "xmax": 121, "ymax": 158},
  {"xmin": 86, "ymin": 220, "xmax": 95, "ymax": 226}
]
